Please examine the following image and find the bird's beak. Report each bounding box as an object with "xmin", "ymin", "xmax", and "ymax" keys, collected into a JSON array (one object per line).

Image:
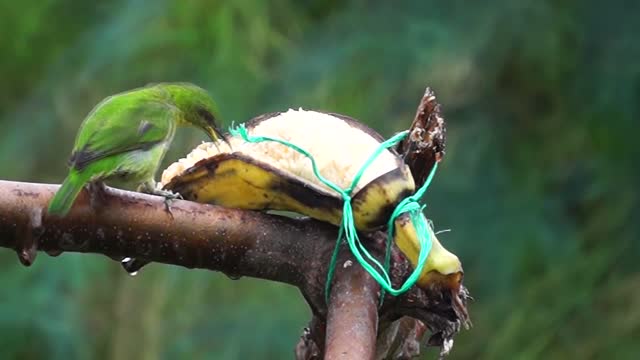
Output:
[
  {"xmin": 205, "ymin": 125, "xmax": 232, "ymax": 149},
  {"xmin": 205, "ymin": 126, "xmax": 223, "ymax": 142}
]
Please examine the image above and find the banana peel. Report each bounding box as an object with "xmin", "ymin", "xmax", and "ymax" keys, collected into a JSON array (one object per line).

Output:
[
  {"xmin": 165, "ymin": 152, "xmax": 415, "ymax": 231},
  {"xmin": 162, "ymin": 109, "xmax": 415, "ymax": 231},
  {"xmin": 393, "ymin": 213, "xmax": 462, "ymax": 290},
  {"xmin": 161, "ymin": 108, "xmax": 462, "ymax": 290}
]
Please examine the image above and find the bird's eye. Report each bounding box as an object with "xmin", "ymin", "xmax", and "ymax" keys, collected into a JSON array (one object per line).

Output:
[{"xmin": 196, "ymin": 107, "xmax": 215, "ymax": 124}]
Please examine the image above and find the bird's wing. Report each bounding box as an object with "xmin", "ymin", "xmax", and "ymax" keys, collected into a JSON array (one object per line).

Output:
[{"xmin": 69, "ymin": 97, "xmax": 178, "ymax": 171}]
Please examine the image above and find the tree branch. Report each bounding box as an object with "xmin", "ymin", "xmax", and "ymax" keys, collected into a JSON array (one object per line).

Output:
[
  {"xmin": 324, "ymin": 255, "xmax": 380, "ymax": 360},
  {"xmin": 0, "ymin": 180, "xmax": 469, "ymax": 358},
  {"xmin": 0, "ymin": 180, "xmax": 338, "ymax": 288}
]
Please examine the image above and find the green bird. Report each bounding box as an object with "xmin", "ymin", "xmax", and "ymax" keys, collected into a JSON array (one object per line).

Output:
[{"xmin": 47, "ymin": 82, "xmax": 225, "ymax": 217}]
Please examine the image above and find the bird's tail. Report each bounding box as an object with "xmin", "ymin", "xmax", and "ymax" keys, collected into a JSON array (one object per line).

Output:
[{"xmin": 47, "ymin": 174, "xmax": 85, "ymax": 217}]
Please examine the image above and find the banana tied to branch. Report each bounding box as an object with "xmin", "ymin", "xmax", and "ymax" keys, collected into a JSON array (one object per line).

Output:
[{"xmin": 161, "ymin": 109, "xmax": 462, "ymax": 291}]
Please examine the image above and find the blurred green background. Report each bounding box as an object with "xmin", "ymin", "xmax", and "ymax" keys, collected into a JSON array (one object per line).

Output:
[{"xmin": 1, "ymin": 0, "xmax": 638, "ymax": 359}]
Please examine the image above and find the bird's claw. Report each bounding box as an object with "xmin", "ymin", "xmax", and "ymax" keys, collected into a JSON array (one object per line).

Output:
[
  {"xmin": 88, "ymin": 182, "xmax": 108, "ymax": 210},
  {"xmin": 158, "ymin": 190, "xmax": 182, "ymax": 219},
  {"xmin": 138, "ymin": 182, "xmax": 182, "ymax": 218},
  {"xmin": 163, "ymin": 197, "xmax": 175, "ymax": 218}
]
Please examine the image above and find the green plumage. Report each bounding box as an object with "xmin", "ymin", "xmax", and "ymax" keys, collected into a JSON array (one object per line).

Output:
[{"xmin": 48, "ymin": 83, "xmax": 224, "ymax": 216}]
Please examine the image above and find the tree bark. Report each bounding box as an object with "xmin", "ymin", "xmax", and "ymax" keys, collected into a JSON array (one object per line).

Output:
[
  {"xmin": 325, "ymin": 256, "xmax": 380, "ymax": 360},
  {"xmin": 1, "ymin": 180, "xmax": 331, "ymax": 285},
  {"xmin": 0, "ymin": 179, "xmax": 469, "ymax": 359}
]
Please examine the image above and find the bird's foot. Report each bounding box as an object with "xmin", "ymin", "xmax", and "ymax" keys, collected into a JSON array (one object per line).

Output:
[
  {"xmin": 87, "ymin": 182, "xmax": 108, "ymax": 210},
  {"xmin": 156, "ymin": 189, "xmax": 182, "ymax": 217},
  {"xmin": 139, "ymin": 182, "xmax": 183, "ymax": 218}
]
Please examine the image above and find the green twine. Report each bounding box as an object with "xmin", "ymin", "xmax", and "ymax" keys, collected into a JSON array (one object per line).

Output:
[{"xmin": 228, "ymin": 122, "xmax": 437, "ymax": 304}]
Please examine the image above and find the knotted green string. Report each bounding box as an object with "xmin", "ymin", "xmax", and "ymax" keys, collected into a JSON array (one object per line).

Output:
[{"xmin": 228, "ymin": 123, "xmax": 437, "ymax": 304}]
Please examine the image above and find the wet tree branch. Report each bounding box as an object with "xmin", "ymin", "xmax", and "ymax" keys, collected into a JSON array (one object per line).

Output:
[
  {"xmin": 0, "ymin": 181, "xmax": 335, "ymax": 291},
  {"xmin": 324, "ymin": 255, "xmax": 379, "ymax": 360},
  {"xmin": 0, "ymin": 180, "xmax": 468, "ymax": 359}
]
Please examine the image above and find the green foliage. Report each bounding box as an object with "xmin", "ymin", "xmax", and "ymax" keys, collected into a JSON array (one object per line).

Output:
[{"xmin": 1, "ymin": 0, "xmax": 638, "ymax": 358}]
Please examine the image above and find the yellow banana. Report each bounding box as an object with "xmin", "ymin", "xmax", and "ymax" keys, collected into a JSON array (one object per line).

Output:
[
  {"xmin": 162, "ymin": 109, "xmax": 415, "ymax": 231},
  {"xmin": 161, "ymin": 108, "xmax": 461, "ymax": 289},
  {"xmin": 393, "ymin": 213, "xmax": 463, "ymax": 289}
]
